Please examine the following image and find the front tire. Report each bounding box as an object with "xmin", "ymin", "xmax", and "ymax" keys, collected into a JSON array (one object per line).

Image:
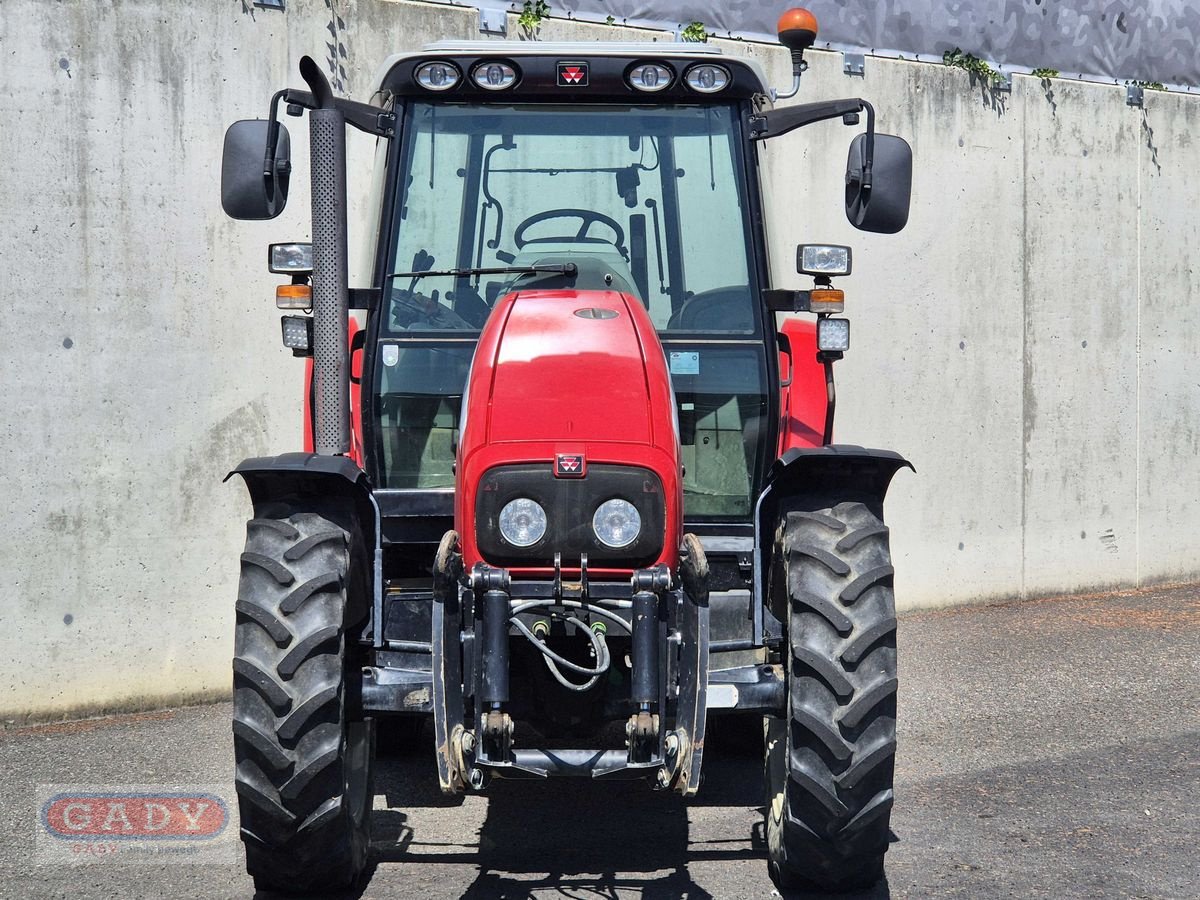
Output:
[
  {"xmin": 765, "ymin": 501, "xmax": 897, "ymax": 892},
  {"xmin": 233, "ymin": 511, "xmax": 374, "ymax": 893}
]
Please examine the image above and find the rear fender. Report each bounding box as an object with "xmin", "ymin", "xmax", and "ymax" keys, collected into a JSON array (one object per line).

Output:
[
  {"xmin": 753, "ymin": 445, "xmax": 913, "ymax": 632},
  {"xmin": 302, "ymin": 316, "xmax": 365, "ymax": 466},
  {"xmin": 776, "ymin": 318, "xmax": 828, "ymax": 453},
  {"xmin": 226, "ymin": 452, "xmax": 381, "ymax": 642}
]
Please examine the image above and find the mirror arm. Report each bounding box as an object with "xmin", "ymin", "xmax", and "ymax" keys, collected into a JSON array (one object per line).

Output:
[
  {"xmin": 749, "ymin": 97, "xmax": 877, "ymax": 190},
  {"xmin": 262, "ymin": 90, "xmax": 288, "ymax": 189},
  {"xmin": 861, "ymin": 101, "xmax": 875, "ymax": 191},
  {"xmin": 749, "ymin": 97, "xmax": 868, "ymax": 140},
  {"xmin": 270, "ymin": 87, "xmax": 396, "ymax": 139}
]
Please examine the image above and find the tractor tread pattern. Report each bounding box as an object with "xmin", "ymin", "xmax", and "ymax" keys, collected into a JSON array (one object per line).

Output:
[
  {"xmin": 788, "ymin": 586, "xmax": 854, "ymax": 634},
  {"xmin": 233, "ymin": 658, "xmax": 293, "ymax": 713},
  {"xmin": 284, "ymin": 530, "xmax": 347, "ymax": 561},
  {"xmin": 767, "ymin": 502, "xmax": 897, "ymax": 893},
  {"xmin": 248, "ymin": 518, "xmax": 301, "ymax": 540},
  {"xmin": 232, "ymin": 719, "xmax": 293, "ymax": 772},
  {"xmin": 836, "ymin": 735, "xmax": 895, "ymax": 791},
  {"xmin": 240, "ymin": 552, "xmax": 296, "ymax": 586},
  {"xmin": 281, "ymin": 747, "xmax": 340, "ymax": 802},
  {"xmin": 841, "ymin": 616, "xmax": 897, "ymax": 665},
  {"xmin": 793, "ymin": 544, "xmax": 852, "ymax": 577},
  {"xmin": 791, "ymin": 645, "xmax": 855, "ymax": 699},
  {"xmin": 232, "ymin": 511, "xmax": 369, "ymax": 893},
  {"xmin": 836, "ymin": 523, "xmax": 889, "ymax": 552},
  {"xmin": 839, "ymin": 564, "xmax": 895, "ymax": 606},
  {"xmin": 838, "ymin": 677, "xmax": 898, "ymax": 729},
  {"xmin": 277, "ymin": 626, "xmax": 340, "ymax": 680},
  {"xmin": 235, "ymin": 600, "xmax": 293, "ymax": 646},
  {"xmin": 277, "ymin": 687, "xmax": 339, "ymax": 743},
  {"xmin": 789, "ymin": 511, "xmax": 847, "ymax": 533},
  {"xmin": 235, "ymin": 775, "xmax": 298, "ymax": 824},
  {"xmin": 280, "ymin": 572, "xmax": 342, "ymax": 615}
]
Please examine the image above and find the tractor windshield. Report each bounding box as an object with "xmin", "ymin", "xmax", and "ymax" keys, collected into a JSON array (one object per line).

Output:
[
  {"xmin": 385, "ymin": 102, "xmax": 758, "ymax": 334},
  {"xmin": 373, "ymin": 101, "xmax": 770, "ymax": 521}
]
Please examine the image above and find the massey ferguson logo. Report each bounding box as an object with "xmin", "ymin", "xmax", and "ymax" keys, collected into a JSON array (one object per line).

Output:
[
  {"xmin": 555, "ymin": 454, "xmax": 586, "ymax": 477},
  {"xmin": 557, "ymin": 62, "xmax": 588, "ymax": 86}
]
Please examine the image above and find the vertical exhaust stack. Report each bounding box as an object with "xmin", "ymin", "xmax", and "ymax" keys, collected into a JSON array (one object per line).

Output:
[{"xmin": 299, "ymin": 56, "xmax": 351, "ymax": 456}]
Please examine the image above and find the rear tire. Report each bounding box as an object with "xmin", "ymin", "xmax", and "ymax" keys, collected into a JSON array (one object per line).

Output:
[
  {"xmin": 233, "ymin": 511, "xmax": 374, "ymax": 893},
  {"xmin": 765, "ymin": 502, "xmax": 897, "ymax": 893}
]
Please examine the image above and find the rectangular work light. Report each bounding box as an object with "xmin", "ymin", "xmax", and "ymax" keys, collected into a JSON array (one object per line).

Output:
[
  {"xmin": 817, "ymin": 317, "xmax": 850, "ymax": 352},
  {"xmin": 280, "ymin": 314, "xmax": 313, "ymax": 356},
  {"xmin": 798, "ymin": 244, "xmax": 852, "ymax": 277},
  {"xmin": 268, "ymin": 242, "xmax": 313, "ymax": 274}
]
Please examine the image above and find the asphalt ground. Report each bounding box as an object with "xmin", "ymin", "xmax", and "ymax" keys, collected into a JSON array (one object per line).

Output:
[{"xmin": 2, "ymin": 584, "xmax": 1197, "ymax": 899}]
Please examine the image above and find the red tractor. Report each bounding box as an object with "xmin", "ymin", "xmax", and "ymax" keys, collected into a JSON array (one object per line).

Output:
[{"xmin": 221, "ymin": 7, "xmax": 911, "ymax": 893}]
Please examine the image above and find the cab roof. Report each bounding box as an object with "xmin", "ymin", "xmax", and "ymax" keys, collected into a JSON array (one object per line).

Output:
[{"xmin": 370, "ymin": 41, "xmax": 770, "ymax": 102}]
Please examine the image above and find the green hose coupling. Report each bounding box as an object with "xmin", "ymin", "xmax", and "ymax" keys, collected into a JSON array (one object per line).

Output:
[
  {"xmin": 532, "ymin": 620, "xmax": 550, "ymax": 639},
  {"xmin": 591, "ymin": 621, "xmax": 607, "ymax": 635}
]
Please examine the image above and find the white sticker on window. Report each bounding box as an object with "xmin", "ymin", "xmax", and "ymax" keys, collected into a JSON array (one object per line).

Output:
[
  {"xmin": 382, "ymin": 344, "xmax": 399, "ymax": 367},
  {"xmin": 669, "ymin": 351, "xmax": 700, "ymax": 375}
]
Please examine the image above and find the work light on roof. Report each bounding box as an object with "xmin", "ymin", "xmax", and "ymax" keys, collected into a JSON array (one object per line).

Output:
[
  {"xmin": 628, "ymin": 63, "xmax": 673, "ymax": 92},
  {"xmin": 473, "ymin": 61, "xmax": 517, "ymax": 90},
  {"xmin": 685, "ymin": 64, "xmax": 730, "ymax": 93},
  {"xmin": 415, "ymin": 61, "xmax": 460, "ymax": 91}
]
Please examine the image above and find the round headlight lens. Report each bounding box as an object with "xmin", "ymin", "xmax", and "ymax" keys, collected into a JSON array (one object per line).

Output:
[
  {"xmin": 474, "ymin": 62, "xmax": 517, "ymax": 90},
  {"xmin": 592, "ymin": 499, "xmax": 641, "ymax": 549},
  {"xmin": 685, "ymin": 64, "xmax": 730, "ymax": 93},
  {"xmin": 415, "ymin": 61, "xmax": 460, "ymax": 91},
  {"xmin": 498, "ymin": 498, "xmax": 547, "ymax": 547},
  {"xmin": 628, "ymin": 63, "xmax": 673, "ymax": 92}
]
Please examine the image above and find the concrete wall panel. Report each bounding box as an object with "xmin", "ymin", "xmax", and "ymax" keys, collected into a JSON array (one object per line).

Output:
[
  {"xmin": 1135, "ymin": 91, "xmax": 1200, "ymax": 584},
  {"xmin": 1020, "ymin": 77, "xmax": 1140, "ymax": 595}
]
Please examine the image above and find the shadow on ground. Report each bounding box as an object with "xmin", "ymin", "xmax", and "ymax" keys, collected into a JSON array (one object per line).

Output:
[{"xmin": 359, "ymin": 719, "xmax": 891, "ymax": 899}]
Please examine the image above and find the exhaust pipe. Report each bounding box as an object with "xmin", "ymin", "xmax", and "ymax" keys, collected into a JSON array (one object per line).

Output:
[{"xmin": 299, "ymin": 56, "xmax": 350, "ymax": 456}]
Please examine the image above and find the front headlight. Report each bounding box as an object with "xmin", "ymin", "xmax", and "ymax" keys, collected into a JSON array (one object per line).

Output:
[
  {"xmin": 592, "ymin": 499, "xmax": 641, "ymax": 549},
  {"xmin": 498, "ymin": 498, "xmax": 547, "ymax": 547}
]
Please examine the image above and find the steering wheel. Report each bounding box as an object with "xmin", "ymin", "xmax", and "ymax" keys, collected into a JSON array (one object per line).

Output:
[{"xmin": 514, "ymin": 208, "xmax": 628, "ymax": 258}]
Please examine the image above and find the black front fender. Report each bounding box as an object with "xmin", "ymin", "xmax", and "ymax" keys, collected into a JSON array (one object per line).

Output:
[
  {"xmin": 226, "ymin": 452, "xmax": 381, "ymax": 644},
  {"xmin": 227, "ymin": 451, "xmax": 371, "ymax": 504},
  {"xmin": 753, "ymin": 445, "xmax": 913, "ymax": 644}
]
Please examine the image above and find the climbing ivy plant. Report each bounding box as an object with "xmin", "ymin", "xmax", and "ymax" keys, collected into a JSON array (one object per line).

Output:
[
  {"xmin": 518, "ymin": 0, "xmax": 550, "ymax": 36},
  {"xmin": 943, "ymin": 48, "xmax": 1005, "ymax": 88}
]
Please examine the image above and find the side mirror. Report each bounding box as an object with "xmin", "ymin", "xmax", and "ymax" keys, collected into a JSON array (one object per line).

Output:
[
  {"xmin": 845, "ymin": 133, "xmax": 911, "ymax": 234},
  {"xmin": 221, "ymin": 119, "xmax": 291, "ymax": 220}
]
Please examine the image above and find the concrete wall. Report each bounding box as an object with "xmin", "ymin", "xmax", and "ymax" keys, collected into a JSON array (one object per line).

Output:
[
  {"xmin": 1, "ymin": 0, "xmax": 1196, "ymax": 719},
  {"xmin": 749, "ymin": 49, "xmax": 1200, "ymax": 606}
]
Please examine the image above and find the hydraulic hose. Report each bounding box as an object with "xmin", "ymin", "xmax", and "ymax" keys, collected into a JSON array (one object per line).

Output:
[{"xmin": 508, "ymin": 600, "xmax": 625, "ymax": 692}]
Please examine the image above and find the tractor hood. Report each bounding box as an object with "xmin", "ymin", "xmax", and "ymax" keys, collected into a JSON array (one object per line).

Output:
[
  {"xmin": 455, "ymin": 286, "xmax": 682, "ymax": 572},
  {"xmin": 487, "ymin": 290, "xmax": 659, "ymax": 446}
]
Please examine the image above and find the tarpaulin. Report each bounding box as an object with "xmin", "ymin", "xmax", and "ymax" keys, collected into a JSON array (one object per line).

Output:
[{"xmin": 543, "ymin": 1, "xmax": 1199, "ymax": 90}]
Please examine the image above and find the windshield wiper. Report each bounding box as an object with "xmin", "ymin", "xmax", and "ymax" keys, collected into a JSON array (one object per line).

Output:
[{"xmin": 388, "ymin": 263, "xmax": 577, "ymax": 280}]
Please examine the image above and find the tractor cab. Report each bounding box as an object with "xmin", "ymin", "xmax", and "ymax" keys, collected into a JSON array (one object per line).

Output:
[{"xmin": 368, "ymin": 42, "xmax": 775, "ymax": 534}]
